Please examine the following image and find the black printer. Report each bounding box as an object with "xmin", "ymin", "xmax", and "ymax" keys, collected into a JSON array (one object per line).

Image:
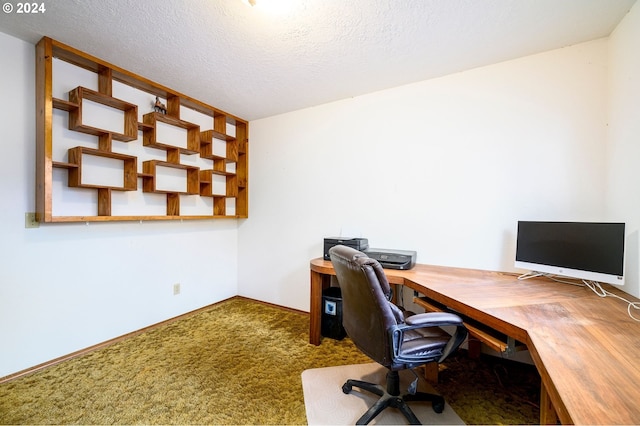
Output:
[
  {"xmin": 323, "ymin": 237, "xmax": 416, "ymax": 270},
  {"xmin": 323, "ymin": 237, "xmax": 369, "ymax": 260},
  {"xmin": 365, "ymin": 248, "xmax": 416, "ymax": 270}
]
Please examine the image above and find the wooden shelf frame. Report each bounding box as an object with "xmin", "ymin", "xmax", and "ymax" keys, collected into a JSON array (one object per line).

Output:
[
  {"xmin": 67, "ymin": 146, "xmax": 138, "ymax": 191},
  {"xmin": 142, "ymin": 160, "xmax": 200, "ymax": 195},
  {"xmin": 199, "ymin": 170, "xmax": 238, "ymax": 196},
  {"xmin": 67, "ymin": 86, "xmax": 138, "ymax": 142},
  {"xmin": 36, "ymin": 36, "xmax": 249, "ymax": 222},
  {"xmin": 143, "ymin": 112, "xmax": 201, "ymax": 155},
  {"xmin": 200, "ymin": 129, "xmax": 238, "ymax": 162}
]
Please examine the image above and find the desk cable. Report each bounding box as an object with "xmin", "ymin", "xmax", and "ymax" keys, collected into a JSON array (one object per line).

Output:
[
  {"xmin": 519, "ymin": 272, "xmax": 640, "ymax": 322},
  {"xmin": 518, "ymin": 272, "xmax": 584, "ymax": 286},
  {"xmin": 582, "ymin": 280, "xmax": 640, "ymax": 322}
]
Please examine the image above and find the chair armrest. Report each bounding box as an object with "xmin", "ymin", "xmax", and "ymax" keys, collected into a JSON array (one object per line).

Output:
[
  {"xmin": 392, "ymin": 311, "xmax": 467, "ymax": 364},
  {"xmin": 404, "ymin": 312, "xmax": 464, "ymax": 328}
]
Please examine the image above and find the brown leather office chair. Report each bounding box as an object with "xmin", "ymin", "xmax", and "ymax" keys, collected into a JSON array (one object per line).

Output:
[{"xmin": 329, "ymin": 245, "xmax": 467, "ymax": 425}]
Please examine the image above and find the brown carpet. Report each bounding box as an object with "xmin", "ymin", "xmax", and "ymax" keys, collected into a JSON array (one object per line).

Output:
[{"xmin": 0, "ymin": 297, "xmax": 540, "ymax": 424}]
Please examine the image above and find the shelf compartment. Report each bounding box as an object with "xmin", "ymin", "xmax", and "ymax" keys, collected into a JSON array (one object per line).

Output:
[
  {"xmin": 236, "ymin": 187, "xmax": 248, "ymax": 218},
  {"xmin": 235, "ymin": 122, "xmax": 248, "ymax": 154},
  {"xmin": 67, "ymin": 146, "xmax": 137, "ymax": 191},
  {"xmin": 202, "ymin": 127, "xmax": 235, "ymax": 142},
  {"xmin": 200, "ymin": 130, "xmax": 238, "ymax": 162},
  {"xmin": 67, "ymin": 87, "xmax": 138, "ymax": 142},
  {"xmin": 199, "ymin": 169, "xmax": 238, "ymax": 197},
  {"xmin": 212, "ymin": 196, "xmax": 235, "ymax": 216},
  {"xmin": 142, "ymin": 160, "xmax": 199, "ymax": 194},
  {"xmin": 142, "ymin": 112, "xmax": 200, "ymax": 155}
]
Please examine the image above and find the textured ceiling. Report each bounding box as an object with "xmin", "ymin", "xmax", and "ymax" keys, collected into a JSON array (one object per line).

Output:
[{"xmin": 0, "ymin": 0, "xmax": 636, "ymax": 120}]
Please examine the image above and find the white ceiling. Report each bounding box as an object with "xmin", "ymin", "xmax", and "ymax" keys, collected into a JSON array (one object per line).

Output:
[{"xmin": 0, "ymin": 0, "xmax": 636, "ymax": 120}]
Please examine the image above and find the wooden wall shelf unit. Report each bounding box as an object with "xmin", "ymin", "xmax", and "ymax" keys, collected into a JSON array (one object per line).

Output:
[{"xmin": 36, "ymin": 36, "xmax": 249, "ymax": 222}]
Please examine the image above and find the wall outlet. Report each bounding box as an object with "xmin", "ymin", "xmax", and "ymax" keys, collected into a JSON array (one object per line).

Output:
[
  {"xmin": 173, "ymin": 283, "xmax": 181, "ymax": 295},
  {"xmin": 25, "ymin": 212, "xmax": 40, "ymax": 228}
]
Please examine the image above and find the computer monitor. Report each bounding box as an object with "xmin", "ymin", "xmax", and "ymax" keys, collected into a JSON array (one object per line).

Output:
[{"xmin": 514, "ymin": 221, "xmax": 625, "ymax": 285}]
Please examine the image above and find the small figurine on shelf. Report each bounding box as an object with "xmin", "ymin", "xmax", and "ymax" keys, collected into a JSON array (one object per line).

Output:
[{"xmin": 154, "ymin": 96, "xmax": 167, "ymax": 114}]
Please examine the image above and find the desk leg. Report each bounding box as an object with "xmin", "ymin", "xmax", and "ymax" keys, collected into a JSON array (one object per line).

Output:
[
  {"xmin": 467, "ymin": 335, "xmax": 482, "ymax": 359},
  {"xmin": 540, "ymin": 381, "xmax": 559, "ymax": 425},
  {"xmin": 423, "ymin": 362, "xmax": 439, "ymax": 383},
  {"xmin": 310, "ymin": 269, "xmax": 329, "ymax": 345}
]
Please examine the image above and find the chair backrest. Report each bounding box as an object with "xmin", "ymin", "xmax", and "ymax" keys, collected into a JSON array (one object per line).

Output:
[{"xmin": 329, "ymin": 245, "xmax": 404, "ymax": 367}]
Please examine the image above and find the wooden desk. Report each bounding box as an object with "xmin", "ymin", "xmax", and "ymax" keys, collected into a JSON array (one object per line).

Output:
[{"xmin": 309, "ymin": 258, "xmax": 640, "ymax": 425}]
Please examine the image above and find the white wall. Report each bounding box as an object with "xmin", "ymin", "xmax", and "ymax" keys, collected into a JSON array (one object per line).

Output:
[
  {"xmin": 606, "ymin": 1, "xmax": 640, "ymax": 298},
  {"xmin": 0, "ymin": 32, "xmax": 239, "ymax": 378},
  {"xmin": 238, "ymin": 39, "xmax": 615, "ymax": 311}
]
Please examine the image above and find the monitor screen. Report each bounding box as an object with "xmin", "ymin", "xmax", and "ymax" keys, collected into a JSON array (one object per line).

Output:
[{"xmin": 514, "ymin": 221, "xmax": 625, "ymax": 285}]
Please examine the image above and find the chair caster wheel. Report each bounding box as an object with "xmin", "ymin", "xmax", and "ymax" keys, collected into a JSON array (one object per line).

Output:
[
  {"xmin": 342, "ymin": 383, "xmax": 352, "ymax": 394},
  {"xmin": 432, "ymin": 397, "xmax": 445, "ymax": 413}
]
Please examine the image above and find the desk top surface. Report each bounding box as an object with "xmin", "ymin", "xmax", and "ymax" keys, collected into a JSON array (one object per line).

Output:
[{"xmin": 310, "ymin": 258, "xmax": 640, "ymax": 425}]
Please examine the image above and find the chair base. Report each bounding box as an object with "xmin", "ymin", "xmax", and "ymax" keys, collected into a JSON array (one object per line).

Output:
[{"xmin": 342, "ymin": 370, "xmax": 445, "ymax": 425}]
